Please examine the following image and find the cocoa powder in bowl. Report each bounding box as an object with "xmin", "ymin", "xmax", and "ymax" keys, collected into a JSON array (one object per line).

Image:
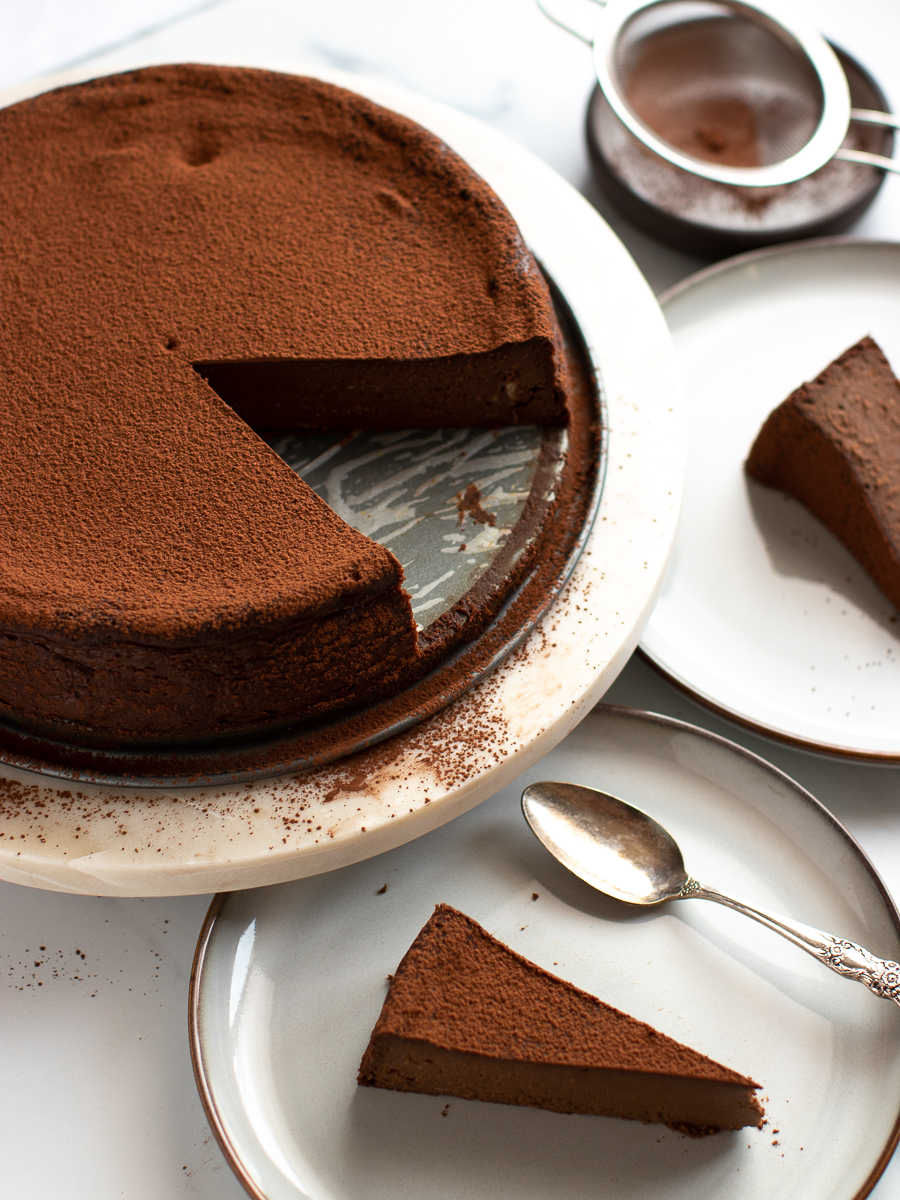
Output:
[{"xmin": 588, "ymin": 38, "xmax": 893, "ymax": 256}]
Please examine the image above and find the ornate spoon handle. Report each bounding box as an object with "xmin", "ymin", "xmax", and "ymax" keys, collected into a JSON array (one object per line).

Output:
[{"xmin": 679, "ymin": 878, "xmax": 900, "ymax": 1005}]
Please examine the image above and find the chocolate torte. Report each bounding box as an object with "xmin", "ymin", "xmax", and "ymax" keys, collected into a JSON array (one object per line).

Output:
[
  {"xmin": 358, "ymin": 905, "xmax": 764, "ymax": 1133},
  {"xmin": 746, "ymin": 336, "xmax": 900, "ymax": 610},
  {"xmin": 0, "ymin": 64, "xmax": 569, "ymax": 745}
]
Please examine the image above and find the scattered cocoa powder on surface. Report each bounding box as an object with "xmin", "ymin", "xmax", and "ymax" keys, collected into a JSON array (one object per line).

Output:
[{"xmin": 456, "ymin": 483, "xmax": 496, "ymax": 527}]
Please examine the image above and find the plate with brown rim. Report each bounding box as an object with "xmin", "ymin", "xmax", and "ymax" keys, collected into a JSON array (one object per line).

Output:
[
  {"xmin": 190, "ymin": 706, "xmax": 900, "ymax": 1200},
  {"xmin": 643, "ymin": 239, "xmax": 900, "ymax": 762}
]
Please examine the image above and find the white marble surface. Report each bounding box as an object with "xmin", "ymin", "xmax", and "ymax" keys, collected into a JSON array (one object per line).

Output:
[{"xmin": 2, "ymin": 1, "xmax": 900, "ymax": 1197}]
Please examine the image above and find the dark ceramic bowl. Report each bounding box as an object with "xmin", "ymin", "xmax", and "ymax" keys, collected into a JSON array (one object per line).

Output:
[{"xmin": 586, "ymin": 45, "xmax": 894, "ymax": 258}]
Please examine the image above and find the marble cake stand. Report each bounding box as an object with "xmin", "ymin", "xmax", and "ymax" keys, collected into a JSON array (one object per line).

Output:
[{"xmin": 0, "ymin": 66, "xmax": 683, "ymax": 897}]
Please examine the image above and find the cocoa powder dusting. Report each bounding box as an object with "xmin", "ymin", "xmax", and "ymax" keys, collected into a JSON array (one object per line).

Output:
[
  {"xmin": 0, "ymin": 64, "xmax": 558, "ymax": 641},
  {"xmin": 0, "ymin": 68, "xmax": 601, "ymax": 864},
  {"xmin": 0, "ymin": 249, "xmax": 597, "ymax": 785},
  {"xmin": 746, "ymin": 336, "xmax": 900, "ymax": 610},
  {"xmin": 0, "ymin": 63, "xmax": 566, "ymax": 744},
  {"xmin": 0, "ymin": 668, "xmax": 514, "ymax": 854}
]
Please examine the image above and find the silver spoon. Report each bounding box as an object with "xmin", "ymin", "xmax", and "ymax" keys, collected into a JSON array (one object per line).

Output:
[{"xmin": 522, "ymin": 780, "xmax": 900, "ymax": 1005}]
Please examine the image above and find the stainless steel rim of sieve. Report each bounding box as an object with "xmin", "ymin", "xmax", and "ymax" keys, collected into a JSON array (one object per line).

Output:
[{"xmin": 538, "ymin": 0, "xmax": 900, "ymax": 187}]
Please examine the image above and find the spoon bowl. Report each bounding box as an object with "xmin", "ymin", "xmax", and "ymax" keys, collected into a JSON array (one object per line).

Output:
[{"xmin": 521, "ymin": 780, "xmax": 688, "ymax": 905}]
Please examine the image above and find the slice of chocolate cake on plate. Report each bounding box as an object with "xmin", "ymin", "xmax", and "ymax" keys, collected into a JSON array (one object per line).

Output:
[
  {"xmin": 359, "ymin": 905, "xmax": 764, "ymax": 1134},
  {"xmin": 747, "ymin": 335, "xmax": 900, "ymax": 611}
]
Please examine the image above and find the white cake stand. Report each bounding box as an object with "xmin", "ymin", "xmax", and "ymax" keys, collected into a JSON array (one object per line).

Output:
[{"xmin": 0, "ymin": 66, "xmax": 683, "ymax": 897}]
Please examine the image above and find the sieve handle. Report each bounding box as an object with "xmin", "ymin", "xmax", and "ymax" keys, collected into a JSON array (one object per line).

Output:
[
  {"xmin": 535, "ymin": 0, "xmax": 606, "ymax": 46},
  {"xmin": 835, "ymin": 148, "xmax": 900, "ymax": 176},
  {"xmin": 824, "ymin": 109, "xmax": 900, "ymax": 174},
  {"xmin": 850, "ymin": 108, "xmax": 900, "ymax": 130}
]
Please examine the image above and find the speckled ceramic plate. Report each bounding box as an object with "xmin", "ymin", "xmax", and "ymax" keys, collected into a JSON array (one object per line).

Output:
[
  {"xmin": 190, "ymin": 706, "xmax": 900, "ymax": 1200},
  {"xmin": 643, "ymin": 239, "xmax": 900, "ymax": 761},
  {"xmin": 0, "ymin": 66, "xmax": 682, "ymax": 897}
]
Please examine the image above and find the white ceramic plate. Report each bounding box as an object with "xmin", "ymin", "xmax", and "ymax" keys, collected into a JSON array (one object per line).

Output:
[
  {"xmin": 643, "ymin": 238, "xmax": 900, "ymax": 760},
  {"xmin": 190, "ymin": 706, "xmax": 900, "ymax": 1200},
  {"xmin": 0, "ymin": 65, "xmax": 682, "ymax": 897}
]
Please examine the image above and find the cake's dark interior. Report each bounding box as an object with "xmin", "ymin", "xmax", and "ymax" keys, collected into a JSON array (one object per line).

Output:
[
  {"xmin": 196, "ymin": 340, "xmax": 563, "ymax": 433},
  {"xmin": 0, "ymin": 63, "xmax": 571, "ymax": 746}
]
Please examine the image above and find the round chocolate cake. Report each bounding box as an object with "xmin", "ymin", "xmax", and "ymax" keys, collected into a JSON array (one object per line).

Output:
[{"xmin": 0, "ymin": 64, "xmax": 569, "ymax": 746}]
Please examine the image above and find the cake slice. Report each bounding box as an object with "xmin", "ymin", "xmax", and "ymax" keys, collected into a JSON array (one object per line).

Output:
[
  {"xmin": 746, "ymin": 336, "xmax": 900, "ymax": 610},
  {"xmin": 358, "ymin": 905, "xmax": 764, "ymax": 1134}
]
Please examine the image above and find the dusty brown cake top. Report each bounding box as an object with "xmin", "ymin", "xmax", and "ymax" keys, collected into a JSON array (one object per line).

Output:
[
  {"xmin": 780, "ymin": 336, "xmax": 900, "ymax": 490},
  {"xmin": 746, "ymin": 336, "xmax": 900, "ymax": 552},
  {"xmin": 0, "ymin": 64, "xmax": 557, "ymax": 643},
  {"xmin": 372, "ymin": 904, "xmax": 758, "ymax": 1083}
]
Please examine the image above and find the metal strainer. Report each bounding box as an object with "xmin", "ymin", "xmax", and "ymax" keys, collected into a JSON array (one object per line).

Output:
[{"xmin": 541, "ymin": 0, "xmax": 900, "ymax": 187}]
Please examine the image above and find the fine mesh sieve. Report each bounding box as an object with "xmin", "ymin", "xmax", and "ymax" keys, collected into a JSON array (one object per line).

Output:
[{"xmin": 541, "ymin": 0, "xmax": 900, "ymax": 187}]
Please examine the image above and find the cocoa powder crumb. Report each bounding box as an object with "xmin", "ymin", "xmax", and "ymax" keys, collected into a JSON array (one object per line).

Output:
[{"xmin": 456, "ymin": 482, "xmax": 496, "ymax": 527}]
